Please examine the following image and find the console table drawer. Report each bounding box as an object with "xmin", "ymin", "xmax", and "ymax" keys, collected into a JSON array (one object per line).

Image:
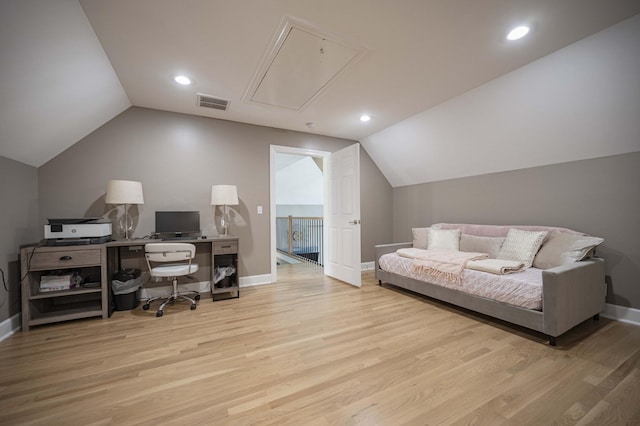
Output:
[
  {"xmin": 213, "ymin": 241, "xmax": 238, "ymax": 255},
  {"xmin": 29, "ymin": 249, "xmax": 102, "ymax": 270}
]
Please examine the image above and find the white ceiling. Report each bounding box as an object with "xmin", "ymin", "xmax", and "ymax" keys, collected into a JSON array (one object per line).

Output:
[
  {"xmin": 0, "ymin": 0, "xmax": 130, "ymax": 167},
  {"xmin": 1, "ymin": 0, "xmax": 640, "ymax": 168}
]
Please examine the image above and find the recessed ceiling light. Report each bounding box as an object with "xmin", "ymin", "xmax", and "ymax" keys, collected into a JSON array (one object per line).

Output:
[
  {"xmin": 506, "ymin": 26, "xmax": 530, "ymax": 41},
  {"xmin": 360, "ymin": 115, "xmax": 371, "ymax": 122},
  {"xmin": 174, "ymin": 75, "xmax": 192, "ymax": 85}
]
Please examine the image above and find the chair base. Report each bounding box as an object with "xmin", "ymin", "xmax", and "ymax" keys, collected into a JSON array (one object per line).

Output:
[{"xmin": 142, "ymin": 277, "xmax": 200, "ymax": 316}]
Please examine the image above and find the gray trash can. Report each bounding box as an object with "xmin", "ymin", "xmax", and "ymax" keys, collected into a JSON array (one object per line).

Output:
[{"xmin": 112, "ymin": 269, "xmax": 143, "ymax": 311}]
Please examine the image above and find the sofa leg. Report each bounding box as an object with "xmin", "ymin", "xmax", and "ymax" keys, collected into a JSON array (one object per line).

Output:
[
  {"xmin": 548, "ymin": 336, "xmax": 557, "ymax": 346},
  {"xmin": 378, "ymin": 280, "xmax": 382, "ymax": 286},
  {"xmin": 593, "ymin": 314, "xmax": 600, "ymax": 321}
]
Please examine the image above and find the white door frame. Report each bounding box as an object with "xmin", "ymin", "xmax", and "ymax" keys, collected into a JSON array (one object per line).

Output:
[{"xmin": 269, "ymin": 145, "xmax": 330, "ymax": 283}]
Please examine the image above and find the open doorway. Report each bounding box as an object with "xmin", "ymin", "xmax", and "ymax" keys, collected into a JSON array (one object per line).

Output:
[
  {"xmin": 275, "ymin": 153, "xmax": 324, "ymax": 267},
  {"xmin": 270, "ymin": 145, "xmax": 329, "ymax": 282}
]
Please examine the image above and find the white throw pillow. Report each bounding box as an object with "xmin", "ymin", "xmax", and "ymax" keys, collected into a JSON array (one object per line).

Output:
[
  {"xmin": 412, "ymin": 227, "xmax": 430, "ymax": 249},
  {"xmin": 460, "ymin": 234, "xmax": 505, "ymax": 259},
  {"xmin": 427, "ymin": 228, "xmax": 460, "ymax": 251},
  {"xmin": 533, "ymin": 233, "xmax": 604, "ymax": 269},
  {"xmin": 497, "ymin": 229, "xmax": 547, "ymax": 268}
]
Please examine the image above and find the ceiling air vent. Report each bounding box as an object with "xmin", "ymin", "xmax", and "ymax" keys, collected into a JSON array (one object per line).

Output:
[{"xmin": 197, "ymin": 93, "xmax": 229, "ymax": 111}]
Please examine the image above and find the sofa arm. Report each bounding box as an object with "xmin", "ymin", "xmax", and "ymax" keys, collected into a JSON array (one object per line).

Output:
[
  {"xmin": 375, "ymin": 242, "xmax": 411, "ymax": 268},
  {"xmin": 375, "ymin": 242, "xmax": 411, "ymax": 259},
  {"xmin": 375, "ymin": 242, "xmax": 411, "ymax": 283},
  {"xmin": 542, "ymin": 257, "xmax": 606, "ymax": 336}
]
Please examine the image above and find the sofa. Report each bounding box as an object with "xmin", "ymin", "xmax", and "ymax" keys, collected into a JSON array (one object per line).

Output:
[{"xmin": 375, "ymin": 223, "xmax": 606, "ymax": 345}]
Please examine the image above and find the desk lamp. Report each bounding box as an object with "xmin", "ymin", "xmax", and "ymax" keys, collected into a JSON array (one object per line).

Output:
[
  {"xmin": 105, "ymin": 180, "xmax": 144, "ymax": 240},
  {"xmin": 211, "ymin": 185, "xmax": 238, "ymax": 236}
]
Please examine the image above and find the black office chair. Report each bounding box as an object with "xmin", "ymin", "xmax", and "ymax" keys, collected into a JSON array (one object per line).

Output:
[{"xmin": 143, "ymin": 243, "xmax": 200, "ymax": 317}]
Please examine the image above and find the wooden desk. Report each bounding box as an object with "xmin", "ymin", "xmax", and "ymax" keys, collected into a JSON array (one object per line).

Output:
[
  {"xmin": 106, "ymin": 237, "xmax": 239, "ymax": 302},
  {"xmin": 20, "ymin": 237, "xmax": 239, "ymax": 331}
]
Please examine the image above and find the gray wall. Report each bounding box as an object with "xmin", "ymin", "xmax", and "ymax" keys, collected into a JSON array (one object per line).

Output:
[
  {"xmin": 0, "ymin": 156, "xmax": 39, "ymax": 324},
  {"xmin": 392, "ymin": 151, "xmax": 640, "ymax": 309},
  {"xmin": 38, "ymin": 107, "xmax": 393, "ymax": 277},
  {"xmin": 361, "ymin": 146, "xmax": 394, "ymax": 258}
]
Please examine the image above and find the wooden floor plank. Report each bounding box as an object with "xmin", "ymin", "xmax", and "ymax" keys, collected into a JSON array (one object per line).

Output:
[{"xmin": 1, "ymin": 265, "xmax": 639, "ymax": 425}]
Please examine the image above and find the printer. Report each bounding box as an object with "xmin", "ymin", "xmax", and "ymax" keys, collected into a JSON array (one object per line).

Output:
[{"xmin": 44, "ymin": 218, "xmax": 112, "ymax": 246}]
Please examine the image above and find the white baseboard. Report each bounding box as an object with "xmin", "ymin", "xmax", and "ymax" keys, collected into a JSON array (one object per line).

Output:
[
  {"xmin": 361, "ymin": 261, "xmax": 375, "ymax": 271},
  {"xmin": 0, "ymin": 314, "xmax": 21, "ymax": 342},
  {"xmin": 602, "ymin": 303, "xmax": 640, "ymax": 326},
  {"xmin": 240, "ymin": 274, "xmax": 273, "ymax": 287},
  {"xmin": 139, "ymin": 274, "xmax": 274, "ymax": 299}
]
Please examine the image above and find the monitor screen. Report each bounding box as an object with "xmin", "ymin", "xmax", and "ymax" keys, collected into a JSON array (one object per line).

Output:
[{"xmin": 155, "ymin": 211, "xmax": 200, "ymax": 236}]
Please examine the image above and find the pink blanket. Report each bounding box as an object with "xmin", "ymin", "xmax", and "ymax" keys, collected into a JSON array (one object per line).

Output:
[
  {"xmin": 379, "ymin": 253, "xmax": 543, "ymax": 310},
  {"xmin": 403, "ymin": 249, "xmax": 488, "ymax": 284}
]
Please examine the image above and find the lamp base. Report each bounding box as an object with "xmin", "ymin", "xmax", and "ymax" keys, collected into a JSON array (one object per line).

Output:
[
  {"xmin": 220, "ymin": 208, "xmax": 230, "ymax": 236},
  {"xmin": 119, "ymin": 207, "xmax": 133, "ymax": 239}
]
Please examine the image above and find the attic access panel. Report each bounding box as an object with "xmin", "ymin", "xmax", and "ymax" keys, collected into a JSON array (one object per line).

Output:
[{"xmin": 246, "ymin": 18, "xmax": 365, "ymax": 111}]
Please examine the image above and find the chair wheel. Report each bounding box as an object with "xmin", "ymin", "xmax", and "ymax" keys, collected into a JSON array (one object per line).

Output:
[
  {"xmin": 143, "ymin": 303, "xmax": 150, "ymax": 310},
  {"xmin": 190, "ymin": 304, "xmax": 197, "ymax": 310},
  {"xmin": 156, "ymin": 310, "xmax": 163, "ymax": 317},
  {"xmin": 195, "ymin": 294, "xmax": 201, "ymax": 301}
]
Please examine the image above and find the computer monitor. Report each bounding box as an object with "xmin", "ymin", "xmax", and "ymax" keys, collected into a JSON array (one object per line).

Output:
[{"xmin": 155, "ymin": 211, "xmax": 200, "ymax": 237}]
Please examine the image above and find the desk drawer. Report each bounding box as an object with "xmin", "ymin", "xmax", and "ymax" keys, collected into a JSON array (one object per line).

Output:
[
  {"xmin": 29, "ymin": 249, "xmax": 102, "ymax": 270},
  {"xmin": 214, "ymin": 241, "xmax": 238, "ymax": 255}
]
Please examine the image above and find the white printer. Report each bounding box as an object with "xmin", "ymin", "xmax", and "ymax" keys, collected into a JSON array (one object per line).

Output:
[{"xmin": 44, "ymin": 218, "xmax": 112, "ymax": 246}]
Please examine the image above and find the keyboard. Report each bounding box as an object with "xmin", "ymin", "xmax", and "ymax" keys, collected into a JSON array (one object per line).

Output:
[{"xmin": 162, "ymin": 236, "xmax": 196, "ymax": 241}]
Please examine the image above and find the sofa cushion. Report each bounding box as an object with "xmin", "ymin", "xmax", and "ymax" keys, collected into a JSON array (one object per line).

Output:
[
  {"xmin": 460, "ymin": 234, "xmax": 505, "ymax": 259},
  {"xmin": 433, "ymin": 223, "xmax": 582, "ymax": 239},
  {"xmin": 427, "ymin": 228, "xmax": 460, "ymax": 250},
  {"xmin": 533, "ymin": 233, "xmax": 604, "ymax": 269},
  {"xmin": 412, "ymin": 227, "xmax": 430, "ymax": 249},
  {"xmin": 497, "ymin": 229, "xmax": 547, "ymax": 268}
]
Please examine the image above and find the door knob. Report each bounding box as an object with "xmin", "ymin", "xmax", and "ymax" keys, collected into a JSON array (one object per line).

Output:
[{"xmin": 348, "ymin": 219, "xmax": 361, "ymax": 225}]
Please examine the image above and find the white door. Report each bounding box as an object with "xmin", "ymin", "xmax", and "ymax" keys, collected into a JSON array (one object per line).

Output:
[{"xmin": 324, "ymin": 143, "xmax": 361, "ymax": 287}]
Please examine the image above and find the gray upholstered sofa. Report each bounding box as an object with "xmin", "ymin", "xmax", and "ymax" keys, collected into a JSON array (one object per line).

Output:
[{"xmin": 375, "ymin": 223, "xmax": 606, "ymax": 345}]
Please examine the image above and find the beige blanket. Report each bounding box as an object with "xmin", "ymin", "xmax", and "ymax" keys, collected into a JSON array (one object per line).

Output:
[
  {"xmin": 397, "ymin": 248, "xmax": 488, "ymax": 284},
  {"xmin": 465, "ymin": 258, "xmax": 525, "ymax": 275}
]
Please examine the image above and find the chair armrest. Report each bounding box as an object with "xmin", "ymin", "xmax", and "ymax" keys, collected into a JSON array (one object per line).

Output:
[{"xmin": 542, "ymin": 257, "xmax": 606, "ymax": 336}]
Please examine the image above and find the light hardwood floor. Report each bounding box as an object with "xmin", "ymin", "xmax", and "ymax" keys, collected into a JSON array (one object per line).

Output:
[{"xmin": 1, "ymin": 264, "xmax": 639, "ymax": 425}]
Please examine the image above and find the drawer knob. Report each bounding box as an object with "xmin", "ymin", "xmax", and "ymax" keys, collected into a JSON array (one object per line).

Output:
[{"xmin": 59, "ymin": 255, "xmax": 72, "ymax": 261}]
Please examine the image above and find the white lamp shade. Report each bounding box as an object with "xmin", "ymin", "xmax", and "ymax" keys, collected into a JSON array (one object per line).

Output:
[
  {"xmin": 105, "ymin": 180, "xmax": 144, "ymax": 204},
  {"xmin": 211, "ymin": 185, "xmax": 238, "ymax": 206}
]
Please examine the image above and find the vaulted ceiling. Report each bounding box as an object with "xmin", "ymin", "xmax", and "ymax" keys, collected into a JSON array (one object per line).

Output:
[{"xmin": 1, "ymin": 1, "xmax": 639, "ymax": 170}]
